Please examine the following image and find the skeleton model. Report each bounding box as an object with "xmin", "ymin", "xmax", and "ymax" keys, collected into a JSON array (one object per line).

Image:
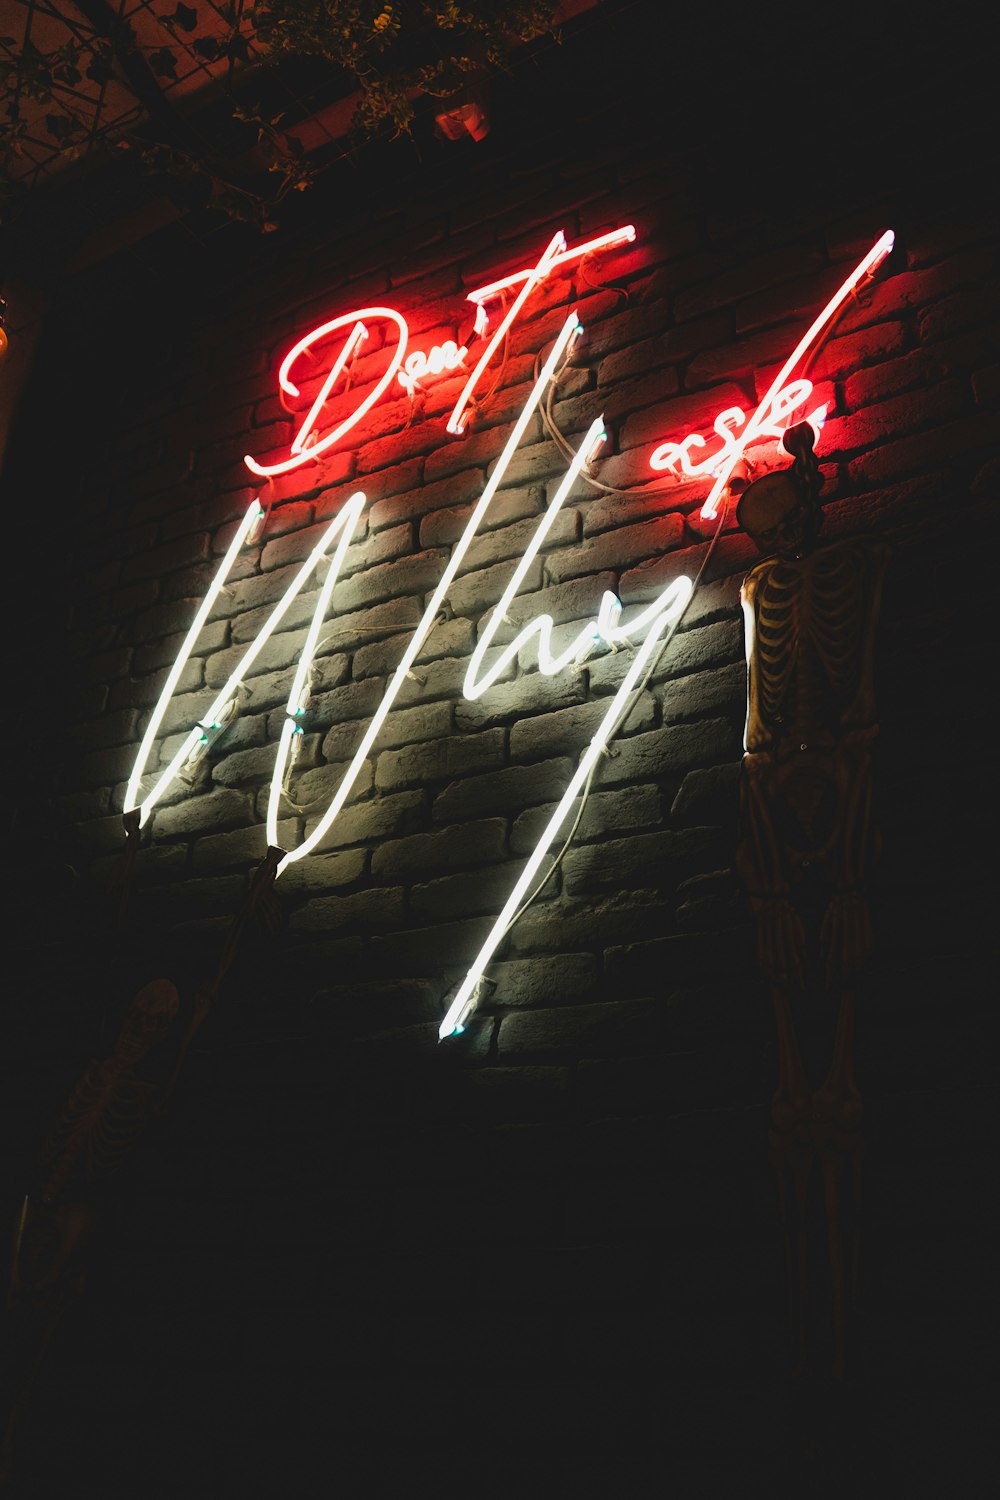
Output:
[{"xmin": 735, "ymin": 422, "xmax": 889, "ymax": 1379}]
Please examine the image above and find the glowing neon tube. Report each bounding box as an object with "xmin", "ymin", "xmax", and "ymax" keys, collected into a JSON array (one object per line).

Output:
[
  {"xmin": 446, "ymin": 231, "xmax": 567, "ymax": 436},
  {"xmin": 124, "ymin": 499, "xmax": 263, "ymax": 823},
  {"xmin": 439, "ymin": 570, "xmax": 692, "ymax": 1040},
  {"xmin": 290, "ymin": 320, "xmax": 368, "ymax": 454},
  {"xmin": 464, "ymin": 418, "xmax": 609, "ymax": 699},
  {"xmin": 274, "ymin": 311, "xmax": 587, "ymax": 874},
  {"xmin": 245, "ymin": 307, "xmax": 408, "ymax": 478},
  {"xmin": 695, "ymin": 230, "xmax": 894, "ymax": 519},
  {"xmin": 466, "ymin": 225, "xmax": 637, "ymax": 306},
  {"xmin": 265, "ymin": 489, "xmax": 367, "ymax": 849},
  {"xmin": 650, "ymin": 380, "xmax": 826, "ymax": 478},
  {"xmin": 126, "ymin": 494, "xmax": 368, "ymax": 826}
]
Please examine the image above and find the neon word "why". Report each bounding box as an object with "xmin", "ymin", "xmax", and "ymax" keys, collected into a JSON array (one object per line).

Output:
[
  {"xmin": 244, "ymin": 224, "xmax": 636, "ymax": 477},
  {"xmin": 127, "ymin": 310, "xmax": 691, "ymax": 1043},
  {"xmin": 653, "ymin": 230, "xmax": 895, "ymax": 520}
]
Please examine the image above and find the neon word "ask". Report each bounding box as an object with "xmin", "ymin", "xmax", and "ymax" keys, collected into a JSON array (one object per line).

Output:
[{"xmin": 127, "ymin": 232, "xmax": 894, "ymax": 1040}]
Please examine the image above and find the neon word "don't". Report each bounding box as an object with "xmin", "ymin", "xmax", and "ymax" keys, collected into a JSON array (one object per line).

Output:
[{"xmin": 244, "ymin": 224, "xmax": 637, "ymax": 478}]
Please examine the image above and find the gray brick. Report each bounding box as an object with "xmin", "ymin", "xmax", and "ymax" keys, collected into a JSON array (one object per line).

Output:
[
  {"xmin": 562, "ymin": 826, "xmax": 727, "ymax": 896},
  {"xmin": 582, "ymin": 721, "xmax": 737, "ymax": 790},
  {"xmin": 290, "ymin": 885, "xmax": 405, "ymax": 933},
  {"xmin": 419, "ymin": 488, "xmax": 542, "ymax": 548},
  {"xmin": 151, "ymin": 787, "xmax": 254, "ymax": 838},
  {"xmin": 212, "ymin": 744, "xmax": 282, "ymax": 787},
  {"xmin": 368, "ymin": 468, "xmax": 484, "ymax": 529},
  {"xmin": 545, "ymin": 513, "xmax": 683, "ymax": 582},
  {"xmin": 432, "ymin": 760, "xmax": 573, "ymax": 823},
  {"xmin": 322, "ymin": 700, "xmax": 451, "ymax": 761},
  {"xmin": 315, "ymin": 790, "xmax": 426, "ymax": 849},
  {"xmin": 509, "ymin": 693, "xmax": 656, "ymax": 761},
  {"xmin": 295, "ymin": 758, "xmax": 375, "ymax": 811},
  {"xmin": 371, "ymin": 819, "xmax": 507, "ymax": 879},
  {"xmin": 191, "ymin": 819, "xmax": 300, "ymax": 871},
  {"xmin": 274, "ymin": 847, "xmax": 367, "ymax": 895},
  {"xmin": 498, "ymin": 998, "xmax": 656, "ymax": 1057},
  {"xmin": 446, "ymin": 556, "xmax": 544, "ymax": 620},
  {"xmin": 410, "ymin": 860, "xmax": 530, "ymax": 920},
  {"xmin": 375, "ymin": 729, "xmax": 506, "ymax": 790},
  {"xmin": 487, "ymin": 952, "xmax": 598, "ymax": 1008},
  {"xmin": 368, "ymin": 916, "xmax": 495, "ymax": 974},
  {"xmin": 206, "ymin": 629, "xmax": 320, "ymax": 690},
  {"xmin": 511, "ymin": 783, "xmax": 667, "ymax": 853},
  {"xmin": 331, "ymin": 549, "xmax": 448, "ymax": 614},
  {"xmin": 113, "ymin": 657, "xmax": 203, "ymax": 711}
]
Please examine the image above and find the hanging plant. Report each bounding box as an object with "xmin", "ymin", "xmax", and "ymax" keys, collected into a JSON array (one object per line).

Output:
[
  {"xmin": 1, "ymin": 1, "xmax": 560, "ymax": 234},
  {"xmin": 247, "ymin": 1, "xmax": 559, "ymax": 139}
]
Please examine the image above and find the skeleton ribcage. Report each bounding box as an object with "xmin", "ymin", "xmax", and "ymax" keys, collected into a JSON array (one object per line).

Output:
[{"xmin": 756, "ymin": 549, "xmax": 868, "ymax": 734}]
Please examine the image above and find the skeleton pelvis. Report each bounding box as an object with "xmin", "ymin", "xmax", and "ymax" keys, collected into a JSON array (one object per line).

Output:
[{"xmin": 771, "ymin": 752, "xmax": 839, "ymax": 866}]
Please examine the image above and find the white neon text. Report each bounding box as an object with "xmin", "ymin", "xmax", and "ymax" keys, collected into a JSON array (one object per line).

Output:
[
  {"xmin": 397, "ymin": 340, "xmax": 468, "ymax": 396},
  {"xmin": 134, "ymin": 223, "xmax": 895, "ymax": 1043},
  {"xmin": 272, "ymin": 312, "xmax": 586, "ymax": 875}
]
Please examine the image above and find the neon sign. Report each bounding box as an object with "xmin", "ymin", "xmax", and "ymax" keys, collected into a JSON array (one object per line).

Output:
[
  {"xmin": 662, "ymin": 229, "xmax": 895, "ymax": 520},
  {"xmin": 397, "ymin": 340, "xmax": 468, "ymax": 396},
  {"xmin": 128, "ymin": 227, "xmax": 894, "ymax": 1040},
  {"xmin": 243, "ymin": 223, "xmax": 638, "ymax": 474}
]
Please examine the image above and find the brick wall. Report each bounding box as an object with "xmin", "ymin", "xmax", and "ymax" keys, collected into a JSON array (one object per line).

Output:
[{"xmin": 3, "ymin": 17, "xmax": 998, "ymax": 1499}]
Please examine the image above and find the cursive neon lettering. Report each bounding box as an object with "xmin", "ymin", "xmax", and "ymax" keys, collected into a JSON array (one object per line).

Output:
[
  {"xmin": 650, "ymin": 379, "xmax": 826, "ymax": 479},
  {"xmin": 273, "ymin": 313, "xmax": 586, "ymax": 875},
  {"xmin": 651, "ymin": 231, "xmax": 894, "ymax": 520},
  {"xmin": 241, "ymin": 225, "xmax": 633, "ymax": 476},
  {"xmin": 439, "ymin": 570, "xmax": 692, "ymax": 1039},
  {"xmin": 465, "ymin": 224, "xmax": 636, "ymax": 309},
  {"xmin": 132, "ymin": 220, "xmax": 895, "ymax": 1042},
  {"xmin": 126, "ymin": 494, "xmax": 369, "ymax": 826},
  {"xmin": 446, "ymin": 230, "xmax": 567, "ymax": 436},
  {"xmin": 245, "ymin": 307, "xmax": 408, "ymax": 478}
]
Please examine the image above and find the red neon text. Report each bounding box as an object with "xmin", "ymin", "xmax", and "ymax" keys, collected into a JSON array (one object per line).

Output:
[
  {"xmin": 650, "ymin": 230, "xmax": 895, "ymax": 519},
  {"xmin": 245, "ymin": 307, "xmax": 408, "ymax": 478},
  {"xmin": 243, "ymin": 225, "xmax": 636, "ymax": 478},
  {"xmin": 650, "ymin": 379, "xmax": 827, "ymax": 480}
]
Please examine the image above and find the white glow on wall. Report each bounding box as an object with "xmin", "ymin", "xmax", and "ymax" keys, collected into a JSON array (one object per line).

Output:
[
  {"xmin": 463, "ymin": 417, "xmax": 609, "ymax": 699},
  {"xmin": 266, "ymin": 490, "xmax": 368, "ymax": 850},
  {"xmin": 274, "ymin": 311, "xmax": 587, "ymax": 875},
  {"xmin": 439, "ymin": 570, "xmax": 693, "ymax": 1039},
  {"xmin": 124, "ymin": 500, "xmax": 263, "ymax": 824},
  {"xmin": 125, "ymin": 494, "xmax": 368, "ymax": 827}
]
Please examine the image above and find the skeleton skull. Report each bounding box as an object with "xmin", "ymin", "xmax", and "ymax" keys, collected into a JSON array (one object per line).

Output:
[{"xmin": 737, "ymin": 468, "xmax": 821, "ymax": 559}]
